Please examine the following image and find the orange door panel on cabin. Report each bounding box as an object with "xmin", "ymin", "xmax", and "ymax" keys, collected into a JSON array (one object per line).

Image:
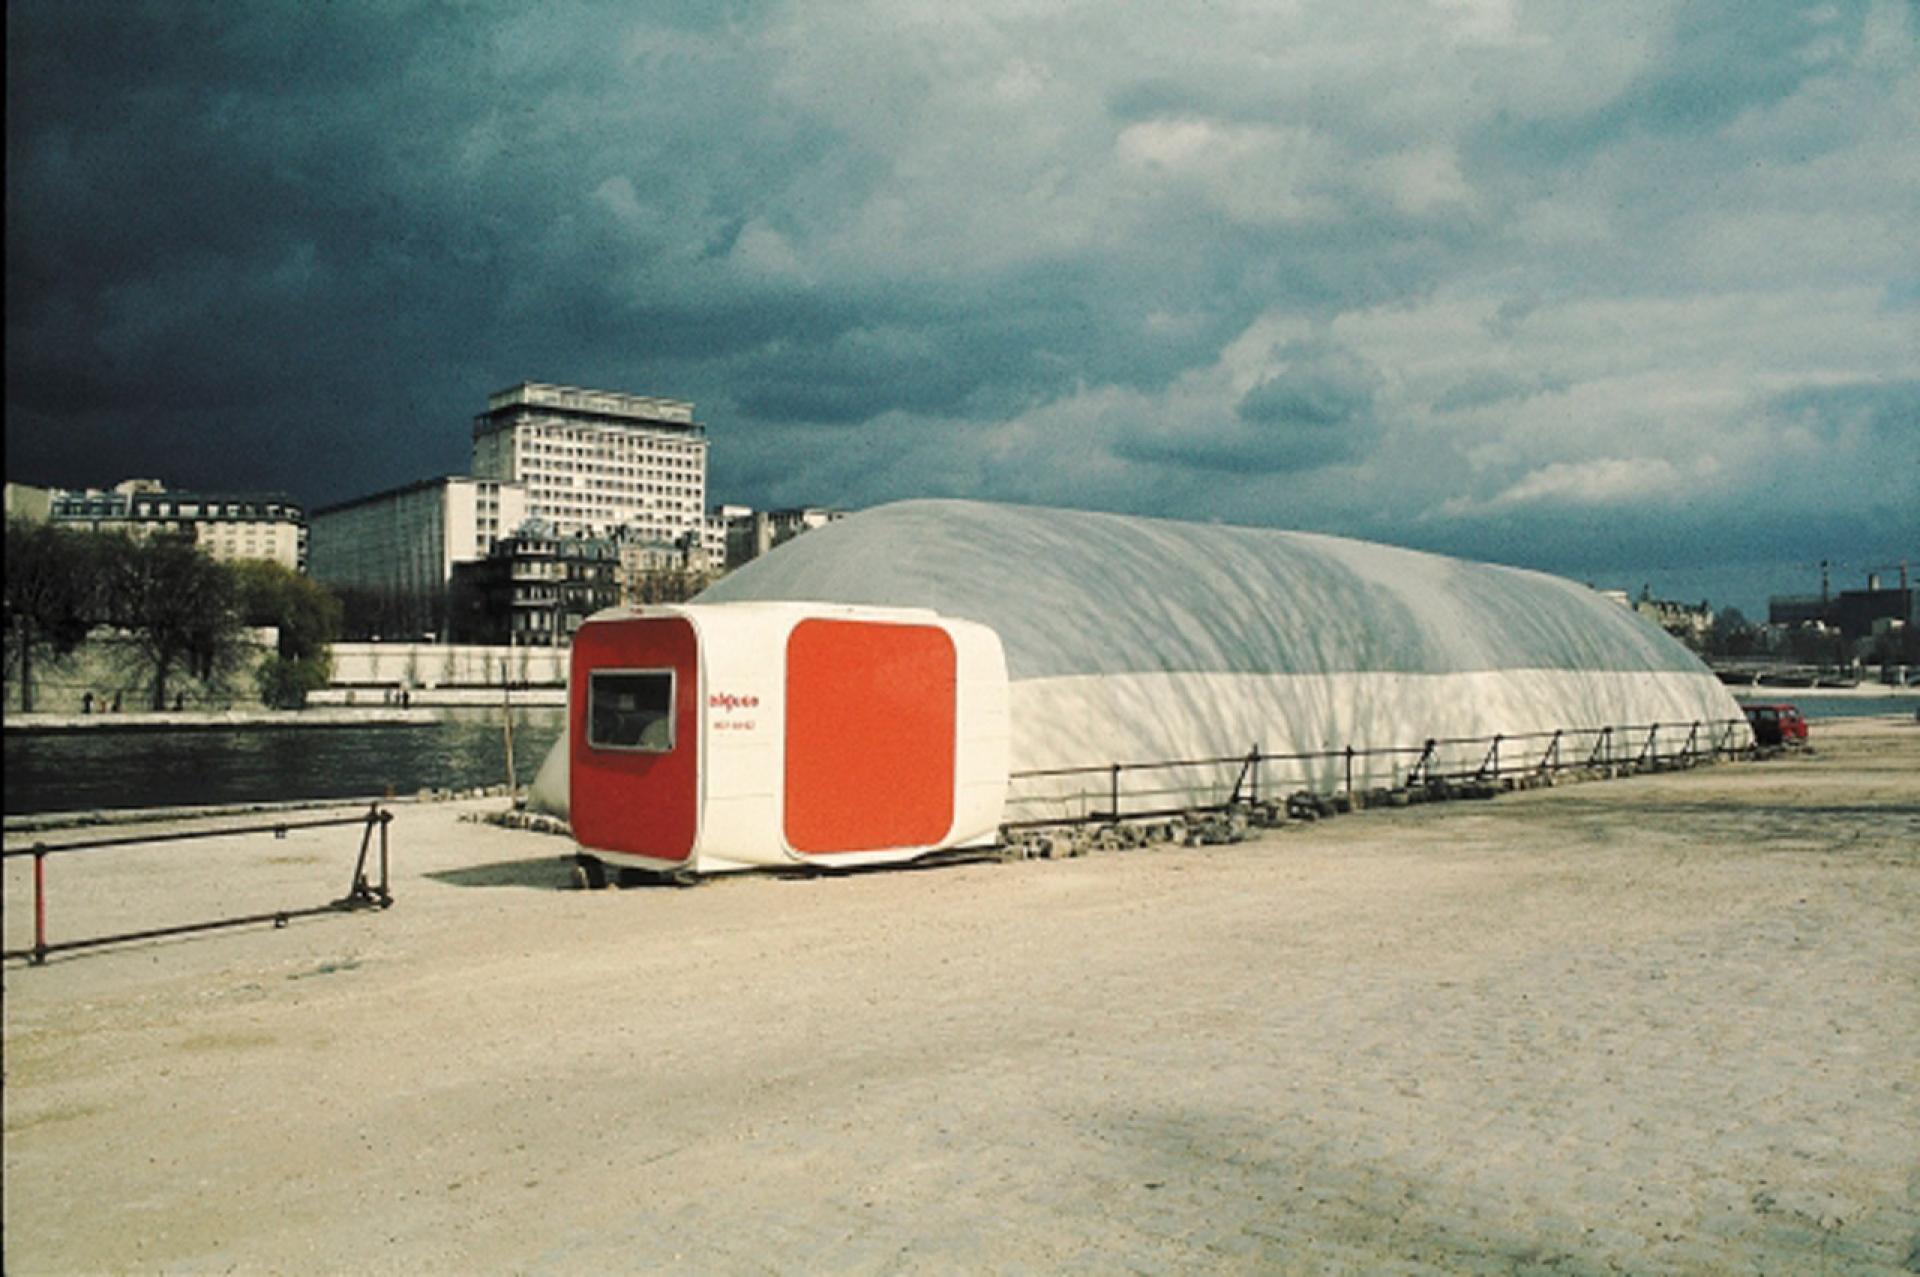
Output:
[
  {"xmin": 570, "ymin": 617, "xmax": 700, "ymax": 863},
  {"xmin": 783, "ymin": 619, "xmax": 956, "ymax": 854}
]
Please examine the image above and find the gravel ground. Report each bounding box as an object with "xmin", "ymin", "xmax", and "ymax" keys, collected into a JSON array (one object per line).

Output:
[{"xmin": 5, "ymin": 717, "xmax": 1918, "ymax": 1274}]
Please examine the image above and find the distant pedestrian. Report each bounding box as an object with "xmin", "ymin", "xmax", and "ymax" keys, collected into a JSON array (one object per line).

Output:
[
  {"xmin": 82, "ymin": 691, "xmax": 94, "ymax": 714},
  {"xmin": 173, "ymin": 692, "xmax": 185, "ymax": 712},
  {"xmin": 110, "ymin": 691, "xmax": 122, "ymax": 713}
]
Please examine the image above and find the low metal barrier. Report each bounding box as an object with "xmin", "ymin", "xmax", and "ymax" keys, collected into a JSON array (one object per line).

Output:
[
  {"xmin": 3, "ymin": 805, "xmax": 393, "ymax": 966},
  {"xmin": 1004, "ymin": 716, "xmax": 1753, "ymax": 829}
]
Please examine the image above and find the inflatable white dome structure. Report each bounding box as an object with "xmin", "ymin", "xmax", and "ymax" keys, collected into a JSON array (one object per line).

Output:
[{"xmin": 552, "ymin": 500, "xmax": 1746, "ymax": 876}]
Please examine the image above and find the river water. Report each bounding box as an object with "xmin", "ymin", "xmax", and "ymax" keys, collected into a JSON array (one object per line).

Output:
[
  {"xmin": 4, "ymin": 708, "xmax": 567, "ymax": 817},
  {"xmin": 1730, "ymin": 692, "xmax": 1919, "ymax": 720},
  {"xmin": 6, "ymin": 695, "xmax": 1913, "ymax": 818}
]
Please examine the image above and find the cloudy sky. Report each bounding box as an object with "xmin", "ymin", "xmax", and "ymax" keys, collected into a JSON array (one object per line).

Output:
[{"xmin": 7, "ymin": 0, "xmax": 1916, "ymax": 613}]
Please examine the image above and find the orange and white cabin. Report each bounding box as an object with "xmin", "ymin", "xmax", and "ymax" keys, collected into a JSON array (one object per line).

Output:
[{"xmin": 569, "ymin": 602, "xmax": 1009, "ymax": 876}]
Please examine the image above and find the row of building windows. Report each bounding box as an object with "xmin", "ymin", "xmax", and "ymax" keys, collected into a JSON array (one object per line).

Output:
[
  {"xmin": 529, "ymin": 494, "xmax": 697, "ymax": 510},
  {"xmin": 53, "ymin": 499, "xmax": 299, "ymax": 522},
  {"xmin": 518, "ymin": 421, "xmax": 701, "ymax": 446},
  {"xmin": 521, "ymin": 443, "xmax": 700, "ymax": 468},
  {"xmin": 528, "ymin": 503, "xmax": 697, "ymax": 522},
  {"xmin": 517, "ymin": 459, "xmax": 700, "ymax": 481},
  {"xmin": 520, "ymin": 472, "xmax": 697, "ymax": 495}
]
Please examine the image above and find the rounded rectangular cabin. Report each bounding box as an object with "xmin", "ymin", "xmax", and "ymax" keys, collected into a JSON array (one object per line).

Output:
[{"xmin": 570, "ymin": 603, "xmax": 1010, "ymax": 876}]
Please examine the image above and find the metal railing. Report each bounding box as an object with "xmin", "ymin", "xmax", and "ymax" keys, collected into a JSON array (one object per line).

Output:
[
  {"xmin": 1004, "ymin": 716, "xmax": 1753, "ymax": 829},
  {"xmin": 3, "ymin": 805, "xmax": 393, "ymax": 966}
]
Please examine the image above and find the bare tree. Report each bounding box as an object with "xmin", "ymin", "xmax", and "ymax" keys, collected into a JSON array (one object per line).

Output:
[
  {"xmin": 98, "ymin": 533, "xmax": 243, "ymax": 710},
  {"xmin": 3, "ymin": 518, "xmax": 100, "ymax": 712}
]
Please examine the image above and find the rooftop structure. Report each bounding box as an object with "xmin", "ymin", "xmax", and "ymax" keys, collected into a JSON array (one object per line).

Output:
[
  {"xmin": 471, "ymin": 381, "xmax": 707, "ymax": 543},
  {"xmin": 1769, "ymin": 564, "xmax": 1914, "ymax": 641},
  {"xmin": 47, "ymin": 480, "xmax": 307, "ymax": 572}
]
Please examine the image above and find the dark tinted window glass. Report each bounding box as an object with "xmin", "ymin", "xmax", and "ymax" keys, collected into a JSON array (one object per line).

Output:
[{"xmin": 589, "ymin": 671, "xmax": 675, "ymax": 751}]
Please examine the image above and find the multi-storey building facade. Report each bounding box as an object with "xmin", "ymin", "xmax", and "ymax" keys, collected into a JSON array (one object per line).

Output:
[
  {"xmin": 1769, "ymin": 566, "xmax": 1914, "ymax": 642},
  {"xmin": 308, "ymin": 476, "xmax": 527, "ymax": 640},
  {"xmin": 723, "ymin": 505, "xmax": 845, "ymax": 570},
  {"xmin": 1633, "ymin": 595, "xmax": 1714, "ymax": 648},
  {"xmin": 703, "ymin": 504, "xmax": 748, "ymax": 567},
  {"xmin": 616, "ymin": 529, "xmax": 715, "ymax": 606},
  {"xmin": 48, "ymin": 479, "xmax": 308, "ymax": 571},
  {"xmin": 448, "ymin": 527, "xmax": 621, "ymax": 647},
  {"xmin": 309, "ymin": 476, "xmax": 527, "ymax": 595},
  {"xmin": 472, "ymin": 382, "xmax": 708, "ymax": 543}
]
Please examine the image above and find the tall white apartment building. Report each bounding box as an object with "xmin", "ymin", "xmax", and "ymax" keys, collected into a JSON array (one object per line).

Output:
[
  {"xmin": 309, "ymin": 476, "xmax": 528, "ymax": 595},
  {"xmin": 472, "ymin": 382, "xmax": 708, "ymax": 542}
]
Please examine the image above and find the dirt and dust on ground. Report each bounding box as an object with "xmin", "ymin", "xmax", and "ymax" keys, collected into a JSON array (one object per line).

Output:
[{"xmin": 5, "ymin": 717, "xmax": 1918, "ymax": 1274}]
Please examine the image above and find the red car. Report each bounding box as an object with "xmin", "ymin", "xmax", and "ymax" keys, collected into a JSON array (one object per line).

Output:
[{"xmin": 1743, "ymin": 703, "xmax": 1808, "ymax": 747}]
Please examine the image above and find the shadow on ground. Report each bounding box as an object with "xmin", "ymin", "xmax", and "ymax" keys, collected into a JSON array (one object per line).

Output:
[{"xmin": 425, "ymin": 858, "xmax": 575, "ymax": 890}]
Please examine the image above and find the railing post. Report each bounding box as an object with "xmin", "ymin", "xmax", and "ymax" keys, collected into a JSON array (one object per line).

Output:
[
  {"xmin": 1344, "ymin": 744, "xmax": 1355, "ymax": 796},
  {"xmin": 1547, "ymin": 729, "xmax": 1562, "ymax": 773},
  {"xmin": 5, "ymin": 810, "xmax": 397, "ymax": 967},
  {"xmin": 1110, "ymin": 763, "xmax": 1121, "ymax": 820},
  {"xmin": 32, "ymin": 845, "xmax": 48, "ymax": 966},
  {"xmin": 1250, "ymin": 744, "xmax": 1261, "ymax": 805}
]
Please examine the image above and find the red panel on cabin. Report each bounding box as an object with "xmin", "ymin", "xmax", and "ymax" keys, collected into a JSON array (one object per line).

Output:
[
  {"xmin": 784, "ymin": 620, "xmax": 956, "ymax": 854},
  {"xmin": 570, "ymin": 617, "xmax": 699, "ymax": 863}
]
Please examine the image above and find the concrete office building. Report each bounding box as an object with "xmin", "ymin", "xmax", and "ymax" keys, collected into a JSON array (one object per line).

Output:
[
  {"xmin": 309, "ymin": 476, "xmax": 527, "ymax": 598},
  {"xmin": 472, "ymin": 382, "xmax": 708, "ymax": 543},
  {"xmin": 724, "ymin": 505, "xmax": 845, "ymax": 570}
]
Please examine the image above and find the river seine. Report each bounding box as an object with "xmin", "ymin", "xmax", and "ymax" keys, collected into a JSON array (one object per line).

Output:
[
  {"xmin": 5, "ymin": 697, "xmax": 1911, "ymax": 818},
  {"xmin": 4, "ymin": 708, "xmax": 566, "ymax": 817}
]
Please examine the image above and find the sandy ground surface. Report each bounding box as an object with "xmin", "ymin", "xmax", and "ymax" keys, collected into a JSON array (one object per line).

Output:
[{"xmin": 5, "ymin": 718, "xmax": 1918, "ymax": 1274}]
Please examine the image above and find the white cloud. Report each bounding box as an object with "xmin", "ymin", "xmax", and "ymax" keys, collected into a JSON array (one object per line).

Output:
[
  {"xmin": 1436, "ymin": 456, "xmax": 1705, "ymax": 517},
  {"xmin": 1115, "ymin": 118, "xmax": 1335, "ymax": 224}
]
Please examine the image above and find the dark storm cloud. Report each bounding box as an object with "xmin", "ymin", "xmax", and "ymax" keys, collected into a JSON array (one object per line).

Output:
[
  {"xmin": 1110, "ymin": 341, "xmax": 1385, "ymax": 476},
  {"xmin": 1235, "ymin": 342, "xmax": 1382, "ymax": 432},
  {"xmin": 1766, "ymin": 379, "xmax": 1920, "ymax": 447},
  {"xmin": 4, "ymin": 1, "xmax": 850, "ymax": 499},
  {"xmin": 1473, "ymin": 0, "xmax": 1865, "ymax": 168},
  {"xmin": 8, "ymin": 3, "xmax": 530, "ymax": 494},
  {"xmin": 5, "ymin": 0, "xmax": 1914, "ymax": 613}
]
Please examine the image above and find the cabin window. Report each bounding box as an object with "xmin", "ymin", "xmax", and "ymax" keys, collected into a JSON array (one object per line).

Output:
[{"xmin": 589, "ymin": 669, "xmax": 675, "ymax": 752}]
